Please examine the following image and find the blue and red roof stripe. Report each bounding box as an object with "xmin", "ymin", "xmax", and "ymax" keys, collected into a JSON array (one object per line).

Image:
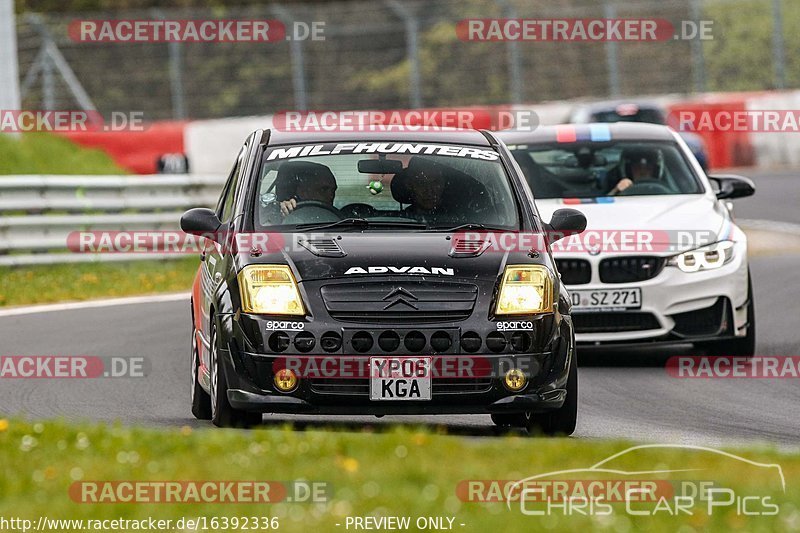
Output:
[
  {"xmin": 555, "ymin": 124, "xmax": 612, "ymax": 143},
  {"xmin": 562, "ymin": 197, "xmax": 615, "ymax": 204}
]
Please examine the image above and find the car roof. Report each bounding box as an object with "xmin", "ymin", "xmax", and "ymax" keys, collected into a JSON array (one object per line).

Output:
[
  {"xmin": 264, "ymin": 128, "xmax": 494, "ymax": 147},
  {"xmin": 573, "ymin": 99, "xmax": 665, "ymax": 112},
  {"xmin": 495, "ymin": 122, "xmax": 677, "ymax": 145}
]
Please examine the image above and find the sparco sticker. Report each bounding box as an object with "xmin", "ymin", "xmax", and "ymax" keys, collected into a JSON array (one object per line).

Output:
[
  {"xmin": 496, "ymin": 321, "xmax": 534, "ymax": 331},
  {"xmin": 265, "ymin": 321, "xmax": 305, "ymax": 331}
]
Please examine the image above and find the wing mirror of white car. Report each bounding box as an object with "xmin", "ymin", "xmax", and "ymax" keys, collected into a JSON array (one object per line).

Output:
[
  {"xmin": 708, "ymin": 174, "xmax": 756, "ymax": 200},
  {"xmin": 545, "ymin": 208, "xmax": 587, "ymax": 242}
]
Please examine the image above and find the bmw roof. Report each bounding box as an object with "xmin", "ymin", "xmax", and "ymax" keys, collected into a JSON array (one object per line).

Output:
[{"xmin": 495, "ymin": 122, "xmax": 678, "ymax": 146}]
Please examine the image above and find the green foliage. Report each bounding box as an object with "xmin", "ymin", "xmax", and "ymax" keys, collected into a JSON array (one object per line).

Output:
[
  {"xmin": 0, "ymin": 133, "xmax": 125, "ymax": 175},
  {"xmin": 0, "ymin": 258, "xmax": 198, "ymax": 306},
  {"xmin": 0, "ymin": 418, "xmax": 797, "ymax": 532}
]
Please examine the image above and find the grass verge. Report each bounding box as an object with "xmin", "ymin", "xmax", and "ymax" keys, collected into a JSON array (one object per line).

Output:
[
  {"xmin": 0, "ymin": 132, "xmax": 124, "ymax": 174},
  {"xmin": 0, "ymin": 259, "xmax": 198, "ymax": 307},
  {"xmin": 0, "ymin": 418, "xmax": 797, "ymax": 532}
]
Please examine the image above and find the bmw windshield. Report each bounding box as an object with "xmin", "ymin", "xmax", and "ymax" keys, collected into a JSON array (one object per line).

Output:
[
  {"xmin": 253, "ymin": 142, "xmax": 520, "ymax": 231},
  {"xmin": 506, "ymin": 141, "xmax": 704, "ymax": 199}
]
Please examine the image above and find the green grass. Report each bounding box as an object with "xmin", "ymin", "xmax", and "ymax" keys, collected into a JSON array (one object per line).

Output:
[
  {"xmin": 0, "ymin": 419, "xmax": 797, "ymax": 532},
  {"xmin": 0, "ymin": 259, "xmax": 199, "ymax": 307},
  {"xmin": 0, "ymin": 132, "xmax": 124, "ymax": 174}
]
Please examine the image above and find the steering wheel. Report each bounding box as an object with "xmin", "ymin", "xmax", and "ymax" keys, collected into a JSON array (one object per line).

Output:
[
  {"xmin": 618, "ymin": 180, "xmax": 673, "ymax": 196},
  {"xmin": 282, "ymin": 200, "xmax": 344, "ymax": 224},
  {"xmin": 339, "ymin": 203, "xmax": 377, "ymax": 218}
]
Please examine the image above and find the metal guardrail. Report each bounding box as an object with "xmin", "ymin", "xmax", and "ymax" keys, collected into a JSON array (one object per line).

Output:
[{"xmin": 0, "ymin": 174, "xmax": 225, "ymax": 266}]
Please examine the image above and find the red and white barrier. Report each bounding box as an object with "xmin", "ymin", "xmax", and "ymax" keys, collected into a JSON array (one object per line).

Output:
[{"xmin": 46, "ymin": 91, "xmax": 800, "ymax": 174}]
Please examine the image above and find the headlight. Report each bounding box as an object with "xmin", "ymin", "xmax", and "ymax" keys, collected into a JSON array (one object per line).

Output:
[
  {"xmin": 238, "ymin": 265, "xmax": 305, "ymax": 315},
  {"xmin": 495, "ymin": 265, "xmax": 554, "ymax": 315},
  {"xmin": 667, "ymin": 241, "xmax": 735, "ymax": 273}
]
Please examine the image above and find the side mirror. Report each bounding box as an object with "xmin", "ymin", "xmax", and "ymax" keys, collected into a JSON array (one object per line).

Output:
[
  {"xmin": 546, "ymin": 208, "xmax": 587, "ymax": 242},
  {"xmin": 708, "ymin": 174, "xmax": 755, "ymax": 200},
  {"xmin": 180, "ymin": 208, "xmax": 222, "ymax": 240}
]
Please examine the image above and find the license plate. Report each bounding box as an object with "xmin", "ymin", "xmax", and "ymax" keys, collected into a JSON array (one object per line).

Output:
[
  {"xmin": 570, "ymin": 288, "xmax": 642, "ymax": 312},
  {"xmin": 370, "ymin": 357, "xmax": 432, "ymax": 401}
]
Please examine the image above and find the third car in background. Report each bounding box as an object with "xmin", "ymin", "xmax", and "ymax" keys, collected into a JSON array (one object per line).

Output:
[{"xmin": 498, "ymin": 123, "xmax": 755, "ymax": 356}]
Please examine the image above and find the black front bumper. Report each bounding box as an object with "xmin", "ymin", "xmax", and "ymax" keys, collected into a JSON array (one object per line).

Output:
[
  {"xmin": 226, "ymin": 387, "xmax": 567, "ymax": 415},
  {"xmin": 214, "ymin": 300, "xmax": 575, "ymax": 415}
]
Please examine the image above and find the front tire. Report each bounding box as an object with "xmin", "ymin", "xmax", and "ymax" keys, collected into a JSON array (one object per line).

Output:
[
  {"xmin": 527, "ymin": 357, "xmax": 578, "ymax": 437},
  {"xmin": 190, "ymin": 326, "xmax": 212, "ymax": 420},
  {"xmin": 209, "ymin": 321, "xmax": 262, "ymax": 428},
  {"xmin": 490, "ymin": 356, "xmax": 578, "ymax": 436}
]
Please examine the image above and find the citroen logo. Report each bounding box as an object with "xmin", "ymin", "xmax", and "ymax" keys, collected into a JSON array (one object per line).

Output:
[{"xmin": 382, "ymin": 287, "xmax": 419, "ymax": 310}]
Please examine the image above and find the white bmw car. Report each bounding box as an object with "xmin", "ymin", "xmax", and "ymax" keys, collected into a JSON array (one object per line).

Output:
[{"xmin": 497, "ymin": 123, "xmax": 755, "ymax": 355}]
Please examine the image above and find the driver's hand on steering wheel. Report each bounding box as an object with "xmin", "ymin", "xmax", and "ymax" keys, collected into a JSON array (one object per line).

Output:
[
  {"xmin": 280, "ymin": 198, "xmax": 297, "ymax": 216},
  {"xmin": 609, "ymin": 178, "xmax": 633, "ymax": 196}
]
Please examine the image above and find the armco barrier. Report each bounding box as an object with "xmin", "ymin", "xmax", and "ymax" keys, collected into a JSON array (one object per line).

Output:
[{"xmin": 0, "ymin": 174, "xmax": 224, "ymax": 266}]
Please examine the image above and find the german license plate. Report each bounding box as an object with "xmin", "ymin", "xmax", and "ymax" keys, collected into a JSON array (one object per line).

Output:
[
  {"xmin": 369, "ymin": 357, "xmax": 432, "ymax": 401},
  {"xmin": 570, "ymin": 288, "xmax": 642, "ymax": 312}
]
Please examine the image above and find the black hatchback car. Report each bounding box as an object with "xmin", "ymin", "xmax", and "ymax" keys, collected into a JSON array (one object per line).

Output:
[{"xmin": 181, "ymin": 129, "xmax": 586, "ymax": 434}]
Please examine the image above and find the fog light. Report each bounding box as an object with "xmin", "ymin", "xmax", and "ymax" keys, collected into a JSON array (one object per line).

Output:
[
  {"xmin": 503, "ymin": 368, "xmax": 527, "ymax": 392},
  {"xmin": 274, "ymin": 368, "xmax": 298, "ymax": 392}
]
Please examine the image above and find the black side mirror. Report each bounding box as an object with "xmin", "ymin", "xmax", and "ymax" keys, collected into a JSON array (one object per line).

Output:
[
  {"xmin": 546, "ymin": 208, "xmax": 587, "ymax": 242},
  {"xmin": 708, "ymin": 174, "xmax": 755, "ymax": 200},
  {"xmin": 180, "ymin": 208, "xmax": 222, "ymax": 241}
]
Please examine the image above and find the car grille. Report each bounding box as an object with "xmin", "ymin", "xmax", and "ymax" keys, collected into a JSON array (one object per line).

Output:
[
  {"xmin": 308, "ymin": 378, "xmax": 369, "ymax": 395},
  {"xmin": 556, "ymin": 259, "xmax": 592, "ymax": 285},
  {"xmin": 433, "ymin": 378, "xmax": 493, "ymax": 394},
  {"xmin": 308, "ymin": 378, "xmax": 493, "ymax": 395},
  {"xmin": 321, "ymin": 281, "xmax": 477, "ymax": 323},
  {"xmin": 573, "ymin": 312, "xmax": 661, "ymax": 333},
  {"xmin": 598, "ymin": 257, "xmax": 665, "ymax": 283}
]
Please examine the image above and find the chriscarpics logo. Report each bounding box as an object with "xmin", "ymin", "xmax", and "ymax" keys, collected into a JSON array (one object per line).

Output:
[{"xmin": 458, "ymin": 444, "xmax": 785, "ymax": 518}]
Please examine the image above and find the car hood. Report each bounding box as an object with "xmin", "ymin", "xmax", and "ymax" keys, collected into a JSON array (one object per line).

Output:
[
  {"xmin": 240, "ymin": 232, "xmax": 536, "ymax": 283},
  {"xmin": 536, "ymin": 194, "xmax": 730, "ymax": 251}
]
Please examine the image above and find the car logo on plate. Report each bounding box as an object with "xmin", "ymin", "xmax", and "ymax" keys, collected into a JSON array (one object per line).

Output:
[
  {"xmin": 382, "ymin": 287, "xmax": 419, "ymax": 310},
  {"xmin": 588, "ymin": 246, "xmax": 601, "ymax": 256}
]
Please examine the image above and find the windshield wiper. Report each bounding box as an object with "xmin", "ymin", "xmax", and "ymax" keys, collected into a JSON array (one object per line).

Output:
[
  {"xmin": 424, "ymin": 223, "xmax": 513, "ymax": 232},
  {"xmin": 295, "ymin": 218, "xmax": 427, "ymax": 232}
]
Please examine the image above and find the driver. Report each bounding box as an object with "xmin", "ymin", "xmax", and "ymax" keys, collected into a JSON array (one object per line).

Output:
[
  {"xmin": 276, "ymin": 162, "xmax": 338, "ymax": 216},
  {"xmin": 404, "ymin": 163, "xmax": 448, "ymax": 216},
  {"xmin": 609, "ymin": 148, "xmax": 659, "ymax": 195}
]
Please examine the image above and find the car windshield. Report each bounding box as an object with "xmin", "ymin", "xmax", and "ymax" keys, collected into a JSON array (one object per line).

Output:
[
  {"xmin": 506, "ymin": 140, "xmax": 704, "ymax": 199},
  {"xmin": 590, "ymin": 107, "xmax": 666, "ymax": 124},
  {"xmin": 254, "ymin": 142, "xmax": 520, "ymax": 231}
]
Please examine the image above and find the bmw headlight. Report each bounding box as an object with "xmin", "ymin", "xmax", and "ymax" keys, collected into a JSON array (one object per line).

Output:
[
  {"xmin": 667, "ymin": 241, "xmax": 735, "ymax": 273},
  {"xmin": 238, "ymin": 265, "xmax": 306, "ymax": 315},
  {"xmin": 495, "ymin": 265, "xmax": 554, "ymax": 315}
]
